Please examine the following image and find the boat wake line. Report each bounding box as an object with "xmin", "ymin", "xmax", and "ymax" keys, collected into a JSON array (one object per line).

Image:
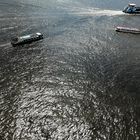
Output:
[
  {"xmin": 0, "ymin": 26, "xmax": 18, "ymax": 31},
  {"xmin": 0, "ymin": 43, "xmax": 11, "ymax": 47},
  {"xmin": 69, "ymin": 8, "xmax": 124, "ymax": 16},
  {"xmin": 60, "ymin": 5, "xmax": 124, "ymax": 16}
]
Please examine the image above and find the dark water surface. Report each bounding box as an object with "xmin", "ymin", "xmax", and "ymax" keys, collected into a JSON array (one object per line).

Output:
[{"xmin": 1, "ymin": 0, "xmax": 140, "ymax": 139}]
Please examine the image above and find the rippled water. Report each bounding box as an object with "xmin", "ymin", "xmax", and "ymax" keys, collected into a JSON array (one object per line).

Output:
[{"xmin": 0, "ymin": 0, "xmax": 140, "ymax": 139}]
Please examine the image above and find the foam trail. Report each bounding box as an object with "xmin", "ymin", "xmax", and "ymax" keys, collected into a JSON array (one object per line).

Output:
[
  {"xmin": 61, "ymin": 4, "xmax": 124, "ymax": 16},
  {"xmin": 0, "ymin": 43, "xmax": 11, "ymax": 47},
  {"xmin": 1, "ymin": 26, "xmax": 18, "ymax": 31},
  {"xmin": 70, "ymin": 8, "xmax": 124, "ymax": 16}
]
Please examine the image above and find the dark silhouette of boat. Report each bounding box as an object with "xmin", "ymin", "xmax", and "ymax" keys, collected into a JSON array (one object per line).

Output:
[{"xmin": 11, "ymin": 32, "xmax": 43, "ymax": 47}]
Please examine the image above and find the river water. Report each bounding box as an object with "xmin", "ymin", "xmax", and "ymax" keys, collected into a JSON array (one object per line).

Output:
[{"xmin": 0, "ymin": 0, "xmax": 140, "ymax": 139}]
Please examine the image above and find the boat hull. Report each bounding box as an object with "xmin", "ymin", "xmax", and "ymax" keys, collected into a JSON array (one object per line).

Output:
[
  {"xmin": 115, "ymin": 27, "xmax": 140, "ymax": 34},
  {"xmin": 123, "ymin": 11, "xmax": 140, "ymax": 14}
]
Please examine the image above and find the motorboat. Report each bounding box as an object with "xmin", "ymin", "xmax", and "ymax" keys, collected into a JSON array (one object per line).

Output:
[
  {"xmin": 115, "ymin": 26, "xmax": 140, "ymax": 34},
  {"xmin": 11, "ymin": 32, "xmax": 43, "ymax": 47},
  {"xmin": 123, "ymin": 3, "xmax": 140, "ymax": 14}
]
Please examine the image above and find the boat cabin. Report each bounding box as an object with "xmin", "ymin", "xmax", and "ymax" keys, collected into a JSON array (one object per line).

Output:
[{"xmin": 123, "ymin": 4, "xmax": 136, "ymax": 12}]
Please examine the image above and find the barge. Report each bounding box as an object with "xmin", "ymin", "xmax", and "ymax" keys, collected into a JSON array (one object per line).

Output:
[{"xmin": 11, "ymin": 32, "xmax": 43, "ymax": 47}]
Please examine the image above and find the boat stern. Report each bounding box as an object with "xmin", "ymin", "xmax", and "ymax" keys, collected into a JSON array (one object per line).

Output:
[{"xmin": 11, "ymin": 37, "xmax": 18, "ymax": 46}]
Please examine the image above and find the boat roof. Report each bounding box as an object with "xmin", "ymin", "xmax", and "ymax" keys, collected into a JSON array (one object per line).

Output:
[
  {"xmin": 128, "ymin": 3, "xmax": 136, "ymax": 7},
  {"xmin": 36, "ymin": 32, "xmax": 41, "ymax": 35},
  {"xmin": 19, "ymin": 35, "xmax": 31, "ymax": 40},
  {"xmin": 116, "ymin": 26, "xmax": 140, "ymax": 31}
]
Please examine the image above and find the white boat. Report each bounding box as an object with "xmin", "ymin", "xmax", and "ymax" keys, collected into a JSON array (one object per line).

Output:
[
  {"xmin": 123, "ymin": 3, "xmax": 140, "ymax": 14},
  {"xmin": 115, "ymin": 26, "xmax": 140, "ymax": 34}
]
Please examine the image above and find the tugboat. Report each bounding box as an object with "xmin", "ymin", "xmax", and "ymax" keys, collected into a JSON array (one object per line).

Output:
[
  {"xmin": 123, "ymin": 3, "xmax": 140, "ymax": 14},
  {"xmin": 11, "ymin": 32, "xmax": 43, "ymax": 47},
  {"xmin": 115, "ymin": 26, "xmax": 140, "ymax": 34}
]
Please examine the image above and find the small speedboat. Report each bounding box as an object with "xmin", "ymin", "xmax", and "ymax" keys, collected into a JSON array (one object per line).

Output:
[
  {"xmin": 115, "ymin": 26, "xmax": 140, "ymax": 34},
  {"xmin": 11, "ymin": 32, "xmax": 43, "ymax": 47},
  {"xmin": 123, "ymin": 3, "xmax": 140, "ymax": 14}
]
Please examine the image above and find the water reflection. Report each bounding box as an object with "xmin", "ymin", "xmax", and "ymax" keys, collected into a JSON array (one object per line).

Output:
[{"xmin": 7, "ymin": 42, "xmax": 139, "ymax": 139}]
